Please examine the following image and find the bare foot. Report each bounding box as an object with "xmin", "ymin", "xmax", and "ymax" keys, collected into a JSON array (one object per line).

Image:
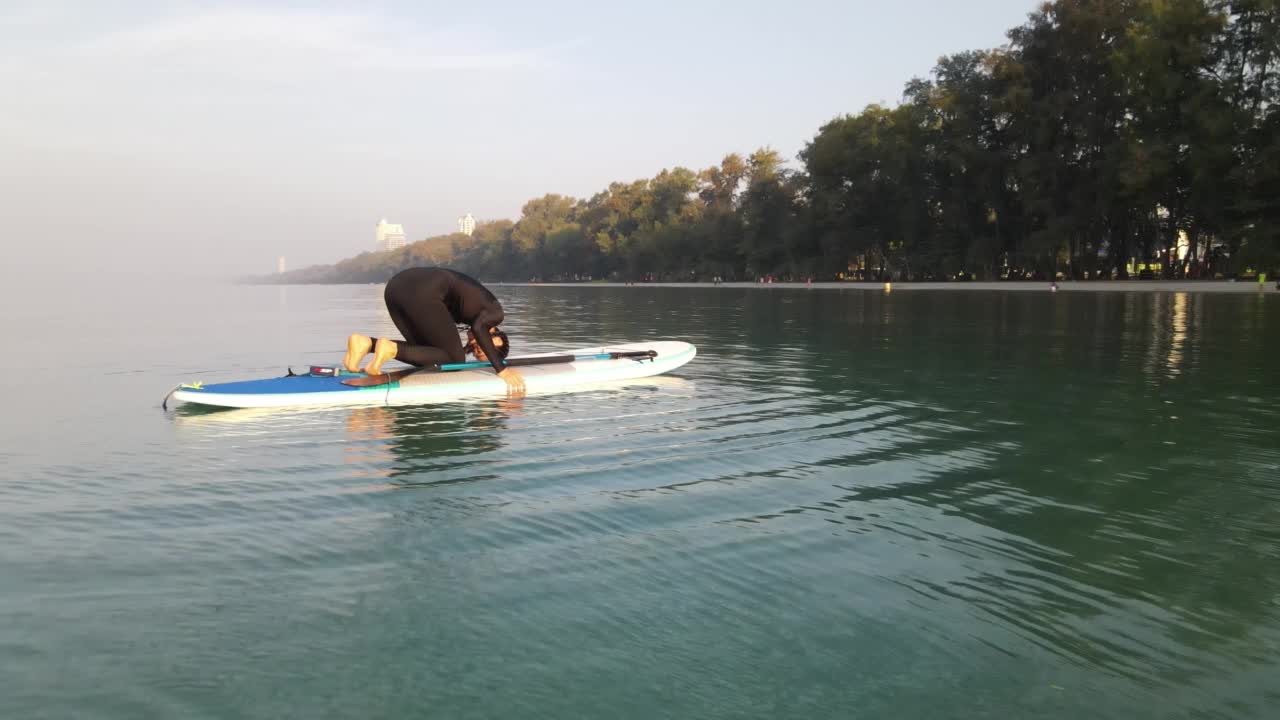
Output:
[
  {"xmin": 363, "ymin": 337, "xmax": 398, "ymax": 375},
  {"xmin": 344, "ymin": 334, "xmax": 373, "ymax": 373}
]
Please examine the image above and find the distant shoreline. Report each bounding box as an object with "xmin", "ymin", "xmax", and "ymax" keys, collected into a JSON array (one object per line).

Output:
[
  {"xmin": 490, "ymin": 280, "xmax": 1279, "ymax": 294},
  {"xmin": 256, "ymin": 279, "xmax": 1279, "ymax": 294}
]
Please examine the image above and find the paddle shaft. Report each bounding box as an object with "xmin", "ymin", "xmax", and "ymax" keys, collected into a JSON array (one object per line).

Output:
[
  {"xmin": 439, "ymin": 349, "xmax": 654, "ymax": 371},
  {"xmin": 342, "ymin": 349, "xmax": 657, "ymax": 387}
]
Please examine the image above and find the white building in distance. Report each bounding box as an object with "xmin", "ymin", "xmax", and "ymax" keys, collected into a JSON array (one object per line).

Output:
[
  {"xmin": 458, "ymin": 213, "xmax": 476, "ymax": 237},
  {"xmin": 375, "ymin": 218, "xmax": 406, "ymax": 252},
  {"xmin": 277, "ymin": 256, "xmax": 286, "ymax": 274}
]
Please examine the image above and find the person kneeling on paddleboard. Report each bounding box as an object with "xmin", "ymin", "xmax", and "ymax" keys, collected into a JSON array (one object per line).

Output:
[{"xmin": 344, "ymin": 267, "xmax": 526, "ymax": 396}]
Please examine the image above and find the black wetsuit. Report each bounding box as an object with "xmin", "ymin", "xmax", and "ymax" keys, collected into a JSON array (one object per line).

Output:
[{"xmin": 380, "ymin": 267, "xmax": 507, "ymax": 373}]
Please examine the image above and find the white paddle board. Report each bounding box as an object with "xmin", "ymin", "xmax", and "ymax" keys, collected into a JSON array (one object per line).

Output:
[{"xmin": 168, "ymin": 341, "xmax": 695, "ymax": 409}]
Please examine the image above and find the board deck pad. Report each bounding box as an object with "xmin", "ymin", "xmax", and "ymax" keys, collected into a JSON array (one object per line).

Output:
[{"xmin": 170, "ymin": 341, "xmax": 695, "ymax": 409}]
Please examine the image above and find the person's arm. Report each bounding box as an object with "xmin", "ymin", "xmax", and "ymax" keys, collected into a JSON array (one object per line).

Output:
[{"xmin": 470, "ymin": 306, "xmax": 506, "ymax": 374}]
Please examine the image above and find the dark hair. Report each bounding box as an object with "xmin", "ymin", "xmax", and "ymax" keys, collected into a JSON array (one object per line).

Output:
[
  {"xmin": 492, "ymin": 329, "xmax": 511, "ymax": 360},
  {"xmin": 466, "ymin": 327, "xmax": 512, "ymax": 360}
]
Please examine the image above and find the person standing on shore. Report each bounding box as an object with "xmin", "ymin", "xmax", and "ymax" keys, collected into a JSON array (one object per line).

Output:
[{"xmin": 343, "ymin": 267, "xmax": 526, "ymax": 396}]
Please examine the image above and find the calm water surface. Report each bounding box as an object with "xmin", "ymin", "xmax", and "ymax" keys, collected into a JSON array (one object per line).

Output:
[{"xmin": 2, "ymin": 281, "xmax": 1278, "ymax": 718}]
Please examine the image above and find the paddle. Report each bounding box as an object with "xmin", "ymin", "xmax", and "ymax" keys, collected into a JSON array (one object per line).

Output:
[{"xmin": 341, "ymin": 349, "xmax": 658, "ymax": 387}]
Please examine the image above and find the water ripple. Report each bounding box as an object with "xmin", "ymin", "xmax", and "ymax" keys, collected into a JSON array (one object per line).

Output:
[{"xmin": 2, "ymin": 284, "xmax": 1278, "ymax": 718}]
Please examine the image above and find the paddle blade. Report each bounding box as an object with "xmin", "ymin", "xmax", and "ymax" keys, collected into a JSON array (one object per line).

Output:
[{"xmin": 341, "ymin": 368, "xmax": 419, "ymax": 387}]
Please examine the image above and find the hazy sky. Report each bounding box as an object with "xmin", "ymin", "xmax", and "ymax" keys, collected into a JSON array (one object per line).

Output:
[{"xmin": 1, "ymin": 0, "xmax": 1038, "ymax": 278}]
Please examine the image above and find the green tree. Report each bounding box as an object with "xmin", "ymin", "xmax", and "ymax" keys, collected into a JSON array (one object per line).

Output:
[{"xmin": 267, "ymin": 0, "xmax": 1280, "ymax": 286}]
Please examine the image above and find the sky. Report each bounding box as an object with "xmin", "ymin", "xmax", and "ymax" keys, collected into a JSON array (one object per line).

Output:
[{"xmin": 0, "ymin": 0, "xmax": 1040, "ymax": 279}]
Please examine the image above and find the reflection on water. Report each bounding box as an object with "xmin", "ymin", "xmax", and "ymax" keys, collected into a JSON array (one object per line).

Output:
[
  {"xmin": 344, "ymin": 407, "xmax": 397, "ymax": 481},
  {"xmin": 1167, "ymin": 292, "xmax": 1188, "ymax": 377},
  {"xmin": 343, "ymin": 403, "xmax": 511, "ymax": 484},
  {"xmin": 3, "ymin": 284, "xmax": 1279, "ymax": 719}
]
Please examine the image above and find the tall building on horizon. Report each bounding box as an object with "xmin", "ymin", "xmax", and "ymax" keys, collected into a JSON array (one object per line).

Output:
[
  {"xmin": 375, "ymin": 218, "xmax": 406, "ymax": 252},
  {"xmin": 458, "ymin": 213, "xmax": 476, "ymax": 237},
  {"xmin": 277, "ymin": 256, "xmax": 286, "ymax": 274}
]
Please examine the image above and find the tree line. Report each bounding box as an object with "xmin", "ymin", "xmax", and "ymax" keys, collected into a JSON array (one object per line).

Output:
[{"xmin": 272, "ymin": 0, "xmax": 1280, "ymax": 284}]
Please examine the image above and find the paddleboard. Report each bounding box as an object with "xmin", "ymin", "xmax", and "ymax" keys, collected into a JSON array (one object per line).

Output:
[{"xmin": 167, "ymin": 341, "xmax": 695, "ymax": 409}]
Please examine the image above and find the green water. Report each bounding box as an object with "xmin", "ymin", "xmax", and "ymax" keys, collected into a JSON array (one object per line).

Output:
[{"xmin": 2, "ymin": 282, "xmax": 1278, "ymax": 718}]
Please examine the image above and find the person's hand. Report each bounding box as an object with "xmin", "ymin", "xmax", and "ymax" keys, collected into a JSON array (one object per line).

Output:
[{"xmin": 498, "ymin": 367, "xmax": 526, "ymax": 398}]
